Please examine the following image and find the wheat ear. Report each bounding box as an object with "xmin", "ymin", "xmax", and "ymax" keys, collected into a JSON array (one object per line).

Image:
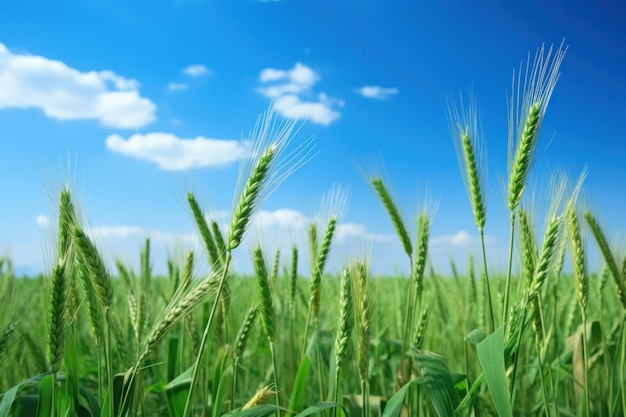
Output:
[
  {"xmin": 253, "ymin": 245, "xmax": 275, "ymax": 343},
  {"xmin": 371, "ymin": 177, "xmax": 412, "ymax": 259},
  {"xmin": 243, "ymin": 386, "xmax": 278, "ymax": 410},
  {"xmin": 528, "ymin": 212, "xmax": 564, "ymax": 302},
  {"xmin": 72, "ymin": 225, "xmax": 113, "ymax": 311},
  {"xmin": 187, "ymin": 192, "xmax": 220, "ymax": 268},
  {"xmin": 229, "ymin": 145, "xmax": 275, "ymax": 250},
  {"xmin": 140, "ymin": 271, "xmax": 219, "ymax": 361},
  {"xmin": 518, "ymin": 208, "xmax": 538, "ymax": 289},
  {"xmin": 47, "ymin": 260, "xmax": 68, "ymax": 374},
  {"xmin": 352, "ymin": 261, "xmax": 373, "ymax": 383},
  {"xmin": 335, "ymin": 268, "xmax": 354, "ymax": 370},
  {"xmin": 311, "ymin": 217, "xmax": 337, "ymax": 318},
  {"xmin": 413, "ymin": 212, "xmax": 429, "ymax": 299},
  {"xmin": 234, "ymin": 305, "xmax": 258, "ymax": 359},
  {"xmin": 508, "ymin": 102, "xmax": 541, "ymax": 211},
  {"xmin": 585, "ymin": 210, "xmax": 626, "ymax": 309}
]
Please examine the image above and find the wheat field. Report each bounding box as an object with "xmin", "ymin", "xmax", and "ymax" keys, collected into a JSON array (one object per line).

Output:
[{"xmin": 0, "ymin": 43, "xmax": 624, "ymax": 417}]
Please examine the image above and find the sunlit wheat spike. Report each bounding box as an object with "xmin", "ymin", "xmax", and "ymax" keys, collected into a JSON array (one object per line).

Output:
[
  {"xmin": 371, "ymin": 177, "xmax": 413, "ymax": 259},
  {"xmin": 76, "ymin": 265, "xmax": 104, "ymax": 342},
  {"xmin": 308, "ymin": 222, "xmax": 318, "ymax": 267},
  {"xmin": 187, "ymin": 192, "xmax": 220, "ymax": 268},
  {"xmin": 528, "ymin": 212, "xmax": 563, "ymax": 301},
  {"xmin": 234, "ymin": 305, "xmax": 258, "ymax": 358},
  {"xmin": 180, "ymin": 251, "xmax": 194, "ymax": 292},
  {"xmin": 242, "ymin": 385, "xmax": 277, "ymax": 410},
  {"xmin": 216, "ymin": 279, "xmax": 230, "ymax": 345},
  {"xmin": 311, "ymin": 217, "xmax": 337, "ymax": 318},
  {"xmin": 316, "ymin": 217, "xmax": 336, "ymax": 276},
  {"xmin": 507, "ymin": 42, "xmax": 567, "ymax": 211},
  {"xmin": 47, "ymin": 260, "xmax": 67, "ymax": 374},
  {"xmin": 229, "ymin": 145, "xmax": 275, "ymax": 250},
  {"xmin": 585, "ymin": 210, "xmax": 626, "ymax": 309},
  {"xmin": 599, "ymin": 264, "xmax": 610, "ymax": 294},
  {"xmin": 271, "ymin": 248, "xmax": 280, "ymax": 282},
  {"xmin": 211, "ymin": 220, "xmax": 227, "ymax": 263},
  {"xmin": 352, "ymin": 261, "xmax": 373, "ymax": 382},
  {"xmin": 141, "ymin": 271, "xmax": 220, "ymax": 361},
  {"xmin": 530, "ymin": 297, "xmax": 545, "ymax": 342},
  {"xmin": 413, "ymin": 212, "xmax": 430, "ymax": 296},
  {"xmin": 461, "ymin": 133, "xmax": 487, "ymax": 229},
  {"xmin": 508, "ymin": 101, "xmax": 540, "ymax": 211},
  {"xmin": 335, "ymin": 268, "xmax": 353, "ymax": 370},
  {"xmin": 109, "ymin": 312, "xmax": 132, "ymax": 368},
  {"xmin": 468, "ymin": 254, "xmax": 477, "ymax": 305},
  {"xmin": 58, "ymin": 188, "xmax": 77, "ymax": 258},
  {"xmin": 412, "ymin": 302, "xmax": 431, "ymax": 350},
  {"xmin": 518, "ymin": 208, "xmax": 538, "ymax": 288},
  {"xmin": 72, "ymin": 225, "xmax": 113, "ymax": 310},
  {"xmin": 447, "ymin": 94, "xmax": 487, "ymax": 231},
  {"xmin": 253, "ymin": 245, "xmax": 275, "ymax": 343},
  {"xmin": 567, "ymin": 204, "xmax": 587, "ymax": 310}
]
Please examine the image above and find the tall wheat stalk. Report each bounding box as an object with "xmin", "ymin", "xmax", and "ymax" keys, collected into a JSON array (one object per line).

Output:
[
  {"xmin": 332, "ymin": 268, "xmax": 353, "ymax": 417},
  {"xmin": 567, "ymin": 200, "xmax": 589, "ymax": 416},
  {"xmin": 352, "ymin": 261, "xmax": 373, "ymax": 417},
  {"xmin": 183, "ymin": 108, "xmax": 311, "ymax": 417},
  {"xmin": 252, "ymin": 245, "xmax": 279, "ymax": 407},
  {"xmin": 503, "ymin": 42, "xmax": 567, "ymax": 329},
  {"xmin": 447, "ymin": 93, "xmax": 493, "ymax": 332},
  {"xmin": 584, "ymin": 209, "xmax": 626, "ymax": 415}
]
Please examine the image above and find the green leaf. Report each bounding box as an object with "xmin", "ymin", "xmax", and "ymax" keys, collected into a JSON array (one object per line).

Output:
[
  {"xmin": 288, "ymin": 354, "xmax": 311, "ymax": 413},
  {"xmin": 113, "ymin": 371, "xmax": 135, "ymax": 417},
  {"xmin": 465, "ymin": 328, "xmax": 486, "ymax": 348},
  {"xmin": 35, "ymin": 375, "xmax": 53, "ymax": 417},
  {"xmin": 413, "ymin": 351, "xmax": 458, "ymax": 417},
  {"xmin": 294, "ymin": 401, "xmax": 344, "ymax": 417},
  {"xmin": 166, "ymin": 365, "xmax": 194, "ymax": 417},
  {"xmin": 477, "ymin": 326, "xmax": 512, "ymax": 417},
  {"xmin": 379, "ymin": 378, "xmax": 414, "ymax": 417},
  {"xmin": 0, "ymin": 375, "xmax": 45, "ymax": 417}
]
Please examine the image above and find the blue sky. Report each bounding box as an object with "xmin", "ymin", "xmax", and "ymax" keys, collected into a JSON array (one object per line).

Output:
[{"xmin": 0, "ymin": 0, "xmax": 624, "ymax": 277}]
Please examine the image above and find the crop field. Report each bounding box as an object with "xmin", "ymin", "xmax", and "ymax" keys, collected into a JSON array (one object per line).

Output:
[{"xmin": 0, "ymin": 44, "xmax": 625, "ymax": 417}]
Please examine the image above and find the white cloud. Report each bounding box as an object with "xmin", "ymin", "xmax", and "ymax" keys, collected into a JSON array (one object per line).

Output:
[
  {"xmin": 431, "ymin": 230, "xmax": 481, "ymax": 247},
  {"xmin": 183, "ymin": 64, "xmax": 211, "ymax": 77},
  {"xmin": 273, "ymin": 94, "xmax": 340, "ymax": 126},
  {"xmin": 105, "ymin": 133, "xmax": 248, "ymax": 170},
  {"xmin": 35, "ymin": 215, "xmax": 50, "ymax": 227},
  {"xmin": 356, "ymin": 86, "xmax": 399, "ymax": 100},
  {"xmin": 168, "ymin": 82, "xmax": 189, "ymax": 91},
  {"xmin": 255, "ymin": 209, "xmax": 309, "ymax": 230},
  {"xmin": 336, "ymin": 222, "xmax": 394, "ymax": 243},
  {"xmin": 257, "ymin": 62, "xmax": 341, "ymax": 125},
  {"xmin": 0, "ymin": 43, "xmax": 156, "ymax": 128}
]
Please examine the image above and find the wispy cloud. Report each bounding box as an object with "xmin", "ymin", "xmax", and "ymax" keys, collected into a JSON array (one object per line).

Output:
[
  {"xmin": 105, "ymin": 133, "xmax": 248, "ymax": 170},
  {"xmin": 35, "ymin": 215, "xmax": 50, "ymax": 227},
  {"xmin": 336, "ymin": 222, "xmax": 394, "ymax": 243},
  {"xmin": 356, "ymin": 86, "xmax": 399, "ymax": 100},
  {"xmin": 168, "ymin": 82, "xmax": 189, "ymax": 91},
  {"xmin": 431, "ymin": 230, "xmax": 494, "ymax": 247},
  {"xmin": 257, "ymin": 62, "xmax": 342, "ymax": 126},
  {"xmin": 0, "ymin": 43, "xmax": 156, "ymax": 128},
  {"xmin": 183, "ymin": 64, "xmax": 211, "ymax": 77}
]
